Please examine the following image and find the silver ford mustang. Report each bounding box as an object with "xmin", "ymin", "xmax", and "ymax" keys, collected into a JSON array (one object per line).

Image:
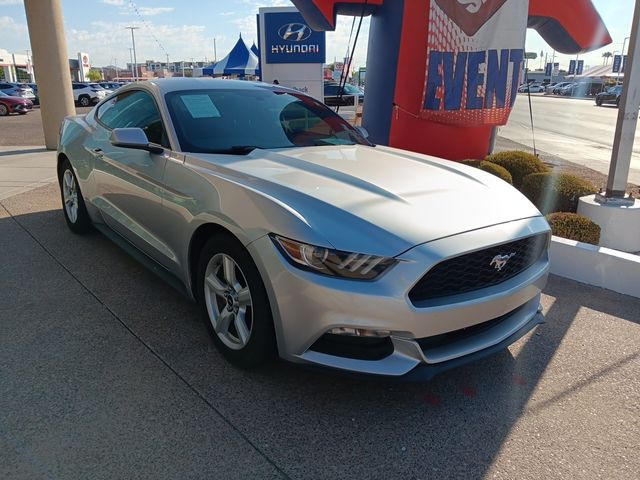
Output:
[{"xmin": 57, "ymin": 78, "xmax": 550, "ymax": 380}]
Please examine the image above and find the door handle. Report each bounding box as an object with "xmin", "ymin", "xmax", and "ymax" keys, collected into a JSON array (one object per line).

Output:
[{"xmin": 91, "ymin": 148, "xmax": 103, "ymax": 158}]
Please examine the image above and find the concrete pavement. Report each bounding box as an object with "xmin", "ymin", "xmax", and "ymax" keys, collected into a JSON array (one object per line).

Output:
[
  {"xmin": 0, "ymin": 146, "xmax": 57, "ymax": 201},
  {"xmin": 0, "ymin": 151, "xmax": 639, "ymax": 479}
]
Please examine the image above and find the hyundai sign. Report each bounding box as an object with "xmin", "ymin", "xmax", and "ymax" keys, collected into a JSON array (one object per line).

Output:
[{"xmin": 265, "ymin": 11, "xmax": 325, "ymax": 64}]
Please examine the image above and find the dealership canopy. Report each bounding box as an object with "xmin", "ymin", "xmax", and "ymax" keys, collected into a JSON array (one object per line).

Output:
[
  {"xmin": 202, "ymin": 35, "xmax": 259, "ymax": 76},
  {"xmin": 575, "ymin": 64, "xmax": 624, "ymax": 79}
]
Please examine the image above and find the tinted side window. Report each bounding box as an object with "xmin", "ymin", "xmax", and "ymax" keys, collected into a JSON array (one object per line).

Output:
[
  {"xmin": 97, "ymin": 90, "xmax": 169, "ymax": 148},
  {"xmin": 324, "ymin": 85, "xmax": 339, "ymax": 96}
]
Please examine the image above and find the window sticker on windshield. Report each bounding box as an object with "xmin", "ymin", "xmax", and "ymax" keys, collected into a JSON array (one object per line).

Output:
[{"xmin": 181, "ymin": 94, "xmax": 221, "ymax": 118}]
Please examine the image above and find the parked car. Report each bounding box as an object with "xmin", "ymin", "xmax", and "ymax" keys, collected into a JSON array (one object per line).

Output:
[
  {"xmin": 518, "ymin": 83, "xmax": 545, "ymax": 93},
  {"xmin": 547, "ymin": 82, "xmax": 571, "ymax": 94},
  {"xmin": 57, "ymin": 78, "xmax": 550, "ymax": 379},
  {"xmin": 561, "ymin": 81, "xmax": 604, "ymax": 97},
  {"xmin": 24, "ymin": 83, "xmax": 39, "ymax": 104},
  {"xmin": 324, "ymin": 82, "xmax": 364, "ymax": 106},
  {"xmin": 99, "ymin": 82, "xmax": 124, "ymax": 91},
  {"xmin": 595, "ymin": 85, "xmax": 623, "ymax": 107},
  {"xmin": 0, "ymin": 91, "xmax": 34, "ymax": 116},
  {"xmin": 72, "ymin": 82, "xmax": 109, "ymax": 106},
  {"xmin": 0, "ymin": 82, "xmax": 36, "ymax": 101}
]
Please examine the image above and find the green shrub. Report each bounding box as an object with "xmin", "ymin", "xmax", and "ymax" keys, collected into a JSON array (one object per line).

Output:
[
  {"xmin": 522, "ymin": 173, "xmax": 598, "ymax": 214},
  {"xmin": 546, "ymin": 212, "xmax": 601, "ymax": 245},
  {"xmin": 478, "ymin": 161, "xmax": 513, "ymax": 184},
  {"xmin": 485, "ymin": 151, "xmax": 550, "ymax": 188},
  {"xmin": 460, "ymin": 159, "xmax": 484, "ymax": 168}
]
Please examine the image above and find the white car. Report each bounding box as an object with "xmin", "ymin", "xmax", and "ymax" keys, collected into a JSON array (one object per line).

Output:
[
  {"xmin": 518, "ymin": 83, "xmax": 545, "ymax": 93},
  {"xmin": 72, "ymin": 83, "xmax": 109, "ymax": 107}
]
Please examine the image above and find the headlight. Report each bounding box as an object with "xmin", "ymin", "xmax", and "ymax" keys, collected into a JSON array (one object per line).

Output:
[{"xmin": 271, "ymin": 234, "xmax": 396, "ymax": 280}]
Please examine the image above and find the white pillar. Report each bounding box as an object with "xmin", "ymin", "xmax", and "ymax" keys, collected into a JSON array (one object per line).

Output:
[
  {"xmin": 23, "ymin": 0, "xmax": 75, "ymax": 150},
  {"xmin": 603, "ymin": 0, "xmax": 640, "ymax": 200}
]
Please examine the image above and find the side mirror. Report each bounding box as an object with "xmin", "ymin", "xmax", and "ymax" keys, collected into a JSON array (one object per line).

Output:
[
  {"xmin": 355, "ymin": 126, "xmax": 369, "ymax": 139},
  {"xmin": 110, "ymin": 128, "xmax": 163, "ymax": 154}
]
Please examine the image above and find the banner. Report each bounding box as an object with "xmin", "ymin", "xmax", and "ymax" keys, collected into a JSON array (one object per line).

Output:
[
  {"xmin": 545, "ymin": 62, "xmax": 552, "ymax": 76},
  {"xmin": 421, "ymin": 0, "xmax": 528, "ymax": 127},
  {"xmin": 77, "ymin": 52, "xmax": 90, "ymax": 82},
  {"xmin": 613, "ymin": 54, "xmax": 622, "ymax": 73},
  {"xmin": 576, "ymin": 60, "xmax": 584, "ymax": 75},
  {"xmin": 568, "ymin": 60, "xmax": 576, "ymax": 75}
]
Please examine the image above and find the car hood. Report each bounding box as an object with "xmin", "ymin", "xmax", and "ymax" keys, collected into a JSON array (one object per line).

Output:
[{"xmin": 189, "ymin": 145, "xmax": 542, "ymax": 256}]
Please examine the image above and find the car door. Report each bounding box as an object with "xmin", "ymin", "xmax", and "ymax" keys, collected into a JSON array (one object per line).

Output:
[
  {"xmin": 324, "ymin": 84, "xmax": 340, "ymax": 105},
  {"xmin": 89, "ymin": 89, "xmax": 175, "ymax": 265}
]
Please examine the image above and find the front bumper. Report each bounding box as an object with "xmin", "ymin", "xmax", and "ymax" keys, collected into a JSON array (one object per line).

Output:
[
  {"xmin": 248, "ymin": 216, "xmax": 550, "ymax": 380},
  {"xmin": 12, "ymin": 102, "xmax": 33, "ymax": 113}
]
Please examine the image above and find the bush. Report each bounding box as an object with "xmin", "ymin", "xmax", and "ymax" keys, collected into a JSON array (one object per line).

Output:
[
  {"xmin": 478, "ymin": 161, "xmax": 513, "ymax": 184},
  {"xmin": 485, "ymin": 151, "xmax": 550, "ymax": 188},
  {"xmin": 546, "ymin": 212, "xmax": 601, "ymax": 245},
  {"xmin": 459, "ymin": 159, "xmax": 484, "ymax": 168},
  {"xmin": 522, "ymin": 173, "xmax": 599, "ymax": 214}
]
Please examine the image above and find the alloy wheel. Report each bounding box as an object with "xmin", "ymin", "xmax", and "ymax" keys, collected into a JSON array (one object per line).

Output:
[
  {"xmin": 62, "ymin": 169, "xmax": 78, "ymax": 223},
  {"xmin": 203, "ymin": 253, "xmax": 253, "ymax": 350}
]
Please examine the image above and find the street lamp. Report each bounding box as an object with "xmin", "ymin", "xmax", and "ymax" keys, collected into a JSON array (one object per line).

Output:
[
  {"xmin": 129, "ymin": 47, "xmax": 134, "ymax": 80},
  {"xmin": 125, "ymin": 26, "xmax": 139, "ymax": 81}
]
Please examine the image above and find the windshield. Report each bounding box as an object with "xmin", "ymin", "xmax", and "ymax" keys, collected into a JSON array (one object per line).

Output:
[
  {"xmin": 165, "ymin": 88, "xmax": 370, "ymax": 154},
  {"xmin": 343, "ymin": 84, "xmax": 361, "ymax": 94}
]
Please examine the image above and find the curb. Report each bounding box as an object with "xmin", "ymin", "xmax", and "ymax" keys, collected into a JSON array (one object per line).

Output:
[{"xmin": 549, "ymin": 236, "xmax": 640, "ymax": 298}]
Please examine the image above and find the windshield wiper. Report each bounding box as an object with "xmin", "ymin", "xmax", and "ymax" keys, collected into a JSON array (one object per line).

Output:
[{"xmin": 208, "ymin": 146, "xmax": 262, "ymax": 155}]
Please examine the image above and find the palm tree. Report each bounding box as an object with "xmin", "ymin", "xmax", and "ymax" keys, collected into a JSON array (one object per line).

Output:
[{"xmin": 602, "ymin": 52, "xmax": 613, "ymax": 65}]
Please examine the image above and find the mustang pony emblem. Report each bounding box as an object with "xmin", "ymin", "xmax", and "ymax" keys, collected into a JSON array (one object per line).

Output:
[
  {"xmin": 434, "ymin": 0, "xmax": 509, "ymax": 36},
  {"xmin": 456, "ymin": 0, "xmax": 487, "ymax": 14},
  {"xmin": 490, "ymin": 253, "xmax": 516, "ymax": 271}
]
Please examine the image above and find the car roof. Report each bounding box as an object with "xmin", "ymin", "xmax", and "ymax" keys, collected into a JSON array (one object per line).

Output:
[{"xmin": 143, "ymin": 78, "xmax": 286, "ymax": 96}]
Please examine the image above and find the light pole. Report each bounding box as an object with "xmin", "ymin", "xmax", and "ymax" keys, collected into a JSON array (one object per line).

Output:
[
  {"xmin": 129, "ymin": 47, "xmax": 134, "ymax": 80},
  {"xmin": 125, "ymin": 26, "xmax": 139, "ymax": 81}
]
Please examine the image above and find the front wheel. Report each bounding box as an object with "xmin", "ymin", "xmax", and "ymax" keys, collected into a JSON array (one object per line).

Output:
[
  {"xmin": 196, "ymin": 233, "xmax": 276, "ymax": 369},
  {"xmin": 0, "ymin": 104, "xmax": 8, "ymax": 116},
  {"xmin": 78, "ymin": 95, "xmax": 90, "ymax": 107},
  {"xmin": 58, "ymin": 159, "xmax": 93, "ymax": 234}
]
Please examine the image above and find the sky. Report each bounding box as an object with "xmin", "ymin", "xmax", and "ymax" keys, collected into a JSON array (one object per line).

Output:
[{"xmin": 0, "ymin": 0, "xmax": 635, "ymax": 72}]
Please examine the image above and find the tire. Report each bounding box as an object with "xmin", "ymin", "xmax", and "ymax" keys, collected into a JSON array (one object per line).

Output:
[
  {"xmin": 58, "ymin": 158, "xmax": 93, "ymax": 234},
  {"xmin": 196, "ymin": 233, "xmax": 276, "ymax": 369},
  {"xmin": 79, "ymin": 95, "xmax": 90, "ymax": 107},
  {"xmin": 616, "ymin": 97, "xmax": 621, "ymax": 108},
  {"xmin": 596, "ymin": 98, "xmax": 602, "ymax": 106},
  {"xmin": 0, "ymin": 104, "xmax": 8, "ymax": 116}
]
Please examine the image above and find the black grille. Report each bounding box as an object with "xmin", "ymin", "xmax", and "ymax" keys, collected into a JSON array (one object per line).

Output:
[{"xmin": 409, "ymin": 234, "xmax": 548, "ymax": 304}]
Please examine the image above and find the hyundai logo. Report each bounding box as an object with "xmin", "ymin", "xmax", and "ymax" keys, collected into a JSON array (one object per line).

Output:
[{"xmin": 278, "ymin": 23, "xmax": 312, "ymax": 42}]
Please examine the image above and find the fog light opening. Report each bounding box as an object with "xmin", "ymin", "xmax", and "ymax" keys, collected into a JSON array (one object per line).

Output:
[{"xmin": 327, "ymin": 327, "xmax": 391, "ymax": 338}]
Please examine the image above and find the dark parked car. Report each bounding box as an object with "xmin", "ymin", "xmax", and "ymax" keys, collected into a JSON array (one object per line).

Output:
[
  {"xmin": 0, "ymin": 91, "xmax": 34, "ymax": 116},
  {"xmin": 596, "ymin": 85, "xmax": 623, "ymax": 107},
  {"xmin": 324, "ymin": 83, "xmax": 364, "ymax": 107}
]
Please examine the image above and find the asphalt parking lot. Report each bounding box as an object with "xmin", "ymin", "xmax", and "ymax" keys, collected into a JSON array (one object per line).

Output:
[
  {"xmin": 1, "ymin": 149, "xmax": 639, "ymax": 479},
  {"xmin": 0, "ymin": 107, "xmax": 92, "ymax": 147}
]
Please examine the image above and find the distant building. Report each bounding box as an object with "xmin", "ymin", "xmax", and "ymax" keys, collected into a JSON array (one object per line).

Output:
[{"xmin": 0, "ymin": 48, "xmax": 35, "ymax": 82}]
